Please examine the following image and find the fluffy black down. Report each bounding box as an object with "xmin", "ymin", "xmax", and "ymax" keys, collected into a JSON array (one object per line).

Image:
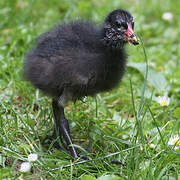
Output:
[{"xmin": 24, "ymin": 21, "xmax": 127, "ymax": 100}]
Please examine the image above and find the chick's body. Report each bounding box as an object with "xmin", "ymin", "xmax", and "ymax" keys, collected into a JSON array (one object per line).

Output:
[{"xmin": 25, "ymin": 21, "xmax": 127, "ymax": 100}]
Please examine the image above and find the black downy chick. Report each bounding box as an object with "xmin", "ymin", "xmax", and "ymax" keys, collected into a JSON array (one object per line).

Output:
[{"xmin": 24, "ymin": 9, "xmax": 139, "ymax": 158}]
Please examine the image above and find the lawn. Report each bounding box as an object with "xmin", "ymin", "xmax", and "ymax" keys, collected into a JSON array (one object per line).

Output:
[{"xmin": 0, "ymin": 0, "xmax": 180, "ymax": 179}]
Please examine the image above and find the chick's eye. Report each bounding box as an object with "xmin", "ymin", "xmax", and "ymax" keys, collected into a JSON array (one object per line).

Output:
[
  {"xmin": 116, "ymin": 21, "xmax": 121, "ymax": 28},
  {"xmin": 116, "ymin": 22, "xmax": 128, "ymax": 32}
]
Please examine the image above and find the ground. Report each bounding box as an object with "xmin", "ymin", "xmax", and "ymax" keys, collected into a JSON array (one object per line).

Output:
[{"xmin": 0, "ymin": 0, "xmax": 180, "ymax": 179}]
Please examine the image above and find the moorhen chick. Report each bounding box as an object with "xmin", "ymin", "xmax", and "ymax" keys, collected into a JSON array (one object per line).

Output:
[{"xmin": 24, "ymin": 9, "xmax": 139, "ymax": 158}]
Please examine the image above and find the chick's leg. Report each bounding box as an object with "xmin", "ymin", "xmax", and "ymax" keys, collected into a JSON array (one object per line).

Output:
[
  {"xmin": 51, "ymin": 100, "xmax": 67, "ymax": 150},
  {"xmin": 52, "ymin": 91, "xmax": 78, "ymax": 158}
]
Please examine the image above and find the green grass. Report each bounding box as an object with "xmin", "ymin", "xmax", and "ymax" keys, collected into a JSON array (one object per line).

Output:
[{"xmin": 0, "ymin": 0, "xmax": 180, "ymax": 179}]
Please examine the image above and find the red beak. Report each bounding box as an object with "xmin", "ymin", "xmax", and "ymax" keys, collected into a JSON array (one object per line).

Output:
[{"xmin": 124, "ymin": 24, "xmax": 139, "ymax": 45}]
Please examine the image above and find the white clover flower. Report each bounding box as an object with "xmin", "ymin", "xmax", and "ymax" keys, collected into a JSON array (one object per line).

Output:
[
  {"xmin": 150, "ymin": 144, "xmax": 155, "ymax": 149},
  {"xmin": 19, "ymin": 162, "xmax": 31, "ymax": 172},
  {"xmin": 71, "ymin": 122, "xmax": 76, "ymax": 128},
  {"xmin": 156, "ymin": 96, "xmax": 170, "ymax": 106},
  {"xmin": 162, "ymin": 12, "xmax": 173, "ymax": 21},
  {"xmin": 28, "ymin": 153, "xmax": 38, "ymax": 162},
  {"xmin": 168, "ymin": 135, "xmax": 180, "ymax": 150}
]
